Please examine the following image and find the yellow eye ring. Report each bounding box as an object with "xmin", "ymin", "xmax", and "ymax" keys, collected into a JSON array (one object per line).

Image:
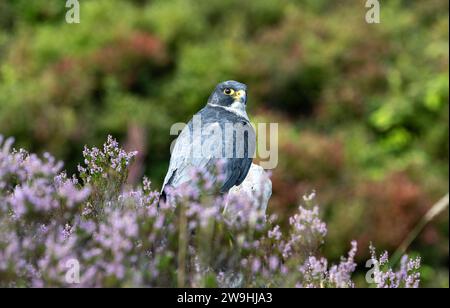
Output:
[{"xmin": 223, "ymin": 88, "xmax": 235, "ymax": 96}]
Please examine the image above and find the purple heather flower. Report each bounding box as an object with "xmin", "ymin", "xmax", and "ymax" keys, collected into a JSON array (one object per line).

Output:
[
  {"xmin": 251, "ymin": 258, "xmax": 261, "ymax": 273},
  {"xmin": 268, "ymin": 225, "xmax": 282, "ymax": 241},
  {"xmin": 269, "ymin": 256, "xmax": 279, "ymax": 271}
]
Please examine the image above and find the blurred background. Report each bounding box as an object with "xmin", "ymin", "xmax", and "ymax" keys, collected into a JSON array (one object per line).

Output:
[{"xmin": 0, "ymin": 0, "xmax": 448, "ymax": 287}]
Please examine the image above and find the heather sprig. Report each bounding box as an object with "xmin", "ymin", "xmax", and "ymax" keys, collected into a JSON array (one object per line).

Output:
[
  {"xmin": 369, "ymin": 244, "xmax": 421, "ymax": 288},
  {"xmin": 0, "ymin": 136, "xmax": 90, "ymax": 286},
  {"xmin": 0, "ymin": 136, "xmax": 89, "ymax": 224},
  {"xmin": 77, "ymin": 135, "xmax": 138, "ymax": 217}
]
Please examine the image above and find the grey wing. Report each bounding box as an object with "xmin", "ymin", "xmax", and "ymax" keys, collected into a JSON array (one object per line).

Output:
[
  {"xmin": 220, "ymin": 157, "xmax": 252, "ymax": 193},
  {"xmin": 219, "ymin": 123, "xmax": 256, "ymax": 193},
  {"xmin": 161, "ymin": 122, "xmax": 221, "ymax": 193}
]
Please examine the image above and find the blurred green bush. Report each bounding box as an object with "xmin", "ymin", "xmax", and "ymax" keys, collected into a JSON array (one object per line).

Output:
[{"xmin": 0, "ymin": 0, "xmax": 448, "ymax": 287}]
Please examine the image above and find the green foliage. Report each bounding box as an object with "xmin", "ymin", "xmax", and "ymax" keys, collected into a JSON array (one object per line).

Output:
[{"xmin": 0, "ymin": 0, "xmax": 448, "ymax": 287}]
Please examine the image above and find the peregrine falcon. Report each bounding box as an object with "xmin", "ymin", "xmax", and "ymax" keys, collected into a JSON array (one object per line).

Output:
[{"xmin": 161, "ymin": 80, "xmax": 256, "ymax": 199}]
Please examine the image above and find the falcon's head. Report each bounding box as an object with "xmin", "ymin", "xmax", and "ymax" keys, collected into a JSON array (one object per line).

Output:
[{"xmin": 207, "ymin": 80, "xmax": 248, "ymax": 108}]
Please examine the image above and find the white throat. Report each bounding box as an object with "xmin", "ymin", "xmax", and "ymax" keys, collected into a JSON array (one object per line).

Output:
[{"xmin": 208, "ymin": 101, "xmax": 249, "ymax": 120}]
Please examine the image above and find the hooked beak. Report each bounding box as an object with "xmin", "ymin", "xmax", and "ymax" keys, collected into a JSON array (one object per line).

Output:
[{"xmin": 231, "ymin": 90, "xmax": 246, "ymax": 104}]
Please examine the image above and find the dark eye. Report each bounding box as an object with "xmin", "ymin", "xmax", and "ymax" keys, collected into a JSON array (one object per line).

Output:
[{"xmin": 223, "ymin": 88, "xmax": 234, "ymax": 95}]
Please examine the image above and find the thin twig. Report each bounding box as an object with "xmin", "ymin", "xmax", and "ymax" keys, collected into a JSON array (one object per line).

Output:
[
  {"xmin": 177, "ymin": 204, "xmax": 188, "ymax": 287},
  {"xmin": 391, "ymin": 193, "xmax": 449, "ymax": 265}
]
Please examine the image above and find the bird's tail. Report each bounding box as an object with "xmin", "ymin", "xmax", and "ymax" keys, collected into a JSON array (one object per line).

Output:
[{"xmin": 158, "ymin": 190, "xmax": 167, "ymax": 208}]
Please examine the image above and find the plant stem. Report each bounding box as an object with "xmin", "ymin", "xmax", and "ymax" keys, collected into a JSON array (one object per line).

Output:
[
  {"xmin": 392, "ymin": 193, "xmax": 449, "ymax": 265},
  {"xmin": 177, "ymin": 204, "xmax": 188, "ymax": 287}
]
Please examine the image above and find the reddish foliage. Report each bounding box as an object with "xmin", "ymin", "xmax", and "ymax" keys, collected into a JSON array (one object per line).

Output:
[
  {"xmin": 267, "ymin": 129, "xmax": 345, "ymax": 221},
  {"xmin": 93, "ymin": 32, "xmax": 168, "ymax": 75},
  {"xmin": 357, "ymin": 172, "xmax": 430, "ymax": 249}
]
